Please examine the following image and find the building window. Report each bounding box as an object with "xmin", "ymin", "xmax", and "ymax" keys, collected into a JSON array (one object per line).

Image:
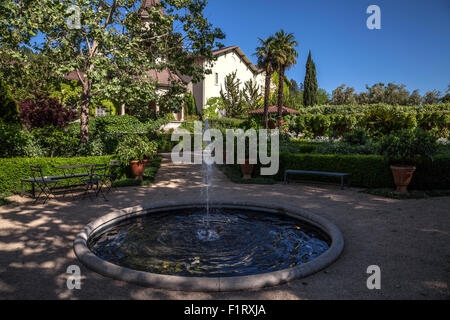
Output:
[
  {"xmin": 95, "ymin": 108, "xmax": 107, "ymax": 117},
  {"xmin": 215, "ymin": 73, "xmax": 219, "ymax": 85}
]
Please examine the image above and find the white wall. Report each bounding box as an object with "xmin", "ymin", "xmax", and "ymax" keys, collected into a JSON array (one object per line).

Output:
[{"xmin": 194, "ymin": 50, "xmax": 264, "ymax": 111}]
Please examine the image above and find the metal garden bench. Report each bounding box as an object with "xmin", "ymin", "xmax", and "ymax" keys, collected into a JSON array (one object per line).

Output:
[
  {"xmin": 21, "ymin": 172, "xmax": 90, "ymax": 198},
  {"xmin": 283, "ymin": 169, "xmax": 350, "ymax": 190}
]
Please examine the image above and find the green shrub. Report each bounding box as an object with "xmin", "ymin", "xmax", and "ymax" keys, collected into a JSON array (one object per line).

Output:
[
  {"xmin": 342, "ymin": 128, "xmax": 370, "ymax": 145},
  {"xmin": 313, "ymin": 142, "xmax": 376, "ymax": 155},
  {"xmin": 416, "ymin": 112, "xmax": 450, "ymax": 137},
  {"xmin": 31, "ymin": 126, "xmax": 79, "ymax": 157},
  {"xmin": 0, "ymin": 80, "xmax": 20, "ymax": 124},
  {"xmin": 291, "ymin": 114, "xmax": 359, "ymax": 137},
  {"xmin": 156, "ymin": 131, "xmax": 201, "ymax": 153},
  {"xmin": 0, "ymin": 121, "xmax": 44, "ymax": 157},
  {"xmin": 207, "ymin": 118, "xmax": 247, "ymax": 130},
  {"xmin": 179, "ymin": 120, "xmax": 196, "ymax": 133},
  {"xmin": 185, "ymin": 92, "xmax": 198, "ymax": 116},
  {"xmin": 93, "ymin": 115, "xmax": 147, "ymax": 135},
  {"xmin": 156, "ymin": 132, "xmax": 177, "ymax": 153},
  {"xmin": 91, "ymin": 115, "xmax": 147, "ymax": 154},
  {"xmin": 202, "ymin": 105, "xmax": 220, "ymax": 120},
  {"xmin": 280, "ymin": 140, "xmax": 324, "ymax": 154},
  {"xmin": 364, "ymin": 105, "xmax": 417, "ymax": 136},
  {"xmin": 378, "ymin": 129, "xmax": 438, "ymax": 166},
  {"xmin": 77, "ymin": 137, "xmax": 107, "ymax": 156},
  {"xmin": 0, "ymin": 155, "xmax": 114, "ymax": 193},
  {"xmin": 291, "ymin": 110, "xmax": 448, "ymax": 138},
  {"xmin": 409, "ymin": 154, "xmax": 450, "ymax": 189},
  {"xmin": 297, "ymin": 103, "xmax": 450, "ymax": 115},
  {"xmin": 115, "ymin": 135, "xmax": 158, "ymax": 164}
]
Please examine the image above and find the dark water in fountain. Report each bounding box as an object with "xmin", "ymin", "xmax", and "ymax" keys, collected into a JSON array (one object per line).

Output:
[{"xmin": 89, "ymin": 208, "xmax": 330, "ymax": 277}]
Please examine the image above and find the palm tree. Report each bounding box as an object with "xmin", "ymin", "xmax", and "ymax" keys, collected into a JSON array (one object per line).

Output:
[
  {"xmin": 272, "ymin": 30, "xmax": 298, "ymax": 127},
  {"xmin": 254, "ymin": 36, "xmax": 276, "ymax": 129}
]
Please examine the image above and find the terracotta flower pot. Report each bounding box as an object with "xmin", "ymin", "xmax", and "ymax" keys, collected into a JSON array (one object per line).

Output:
[
  {"xmin": 130, "ymin": 160, "xmax": 146, "ymax": 180},
  {"xmin": 390, "ymin": 165, "xmax": 416, "ymax": 194},
  {"xmin": 240, "ymin": 159, "xmax": 254, "ymax": 180}
]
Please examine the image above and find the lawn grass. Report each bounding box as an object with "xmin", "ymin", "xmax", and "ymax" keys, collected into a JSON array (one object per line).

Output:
[
  {"xmin": 217, "ymin": 164, "xmax": 276, "ymax": 185},
  {"xmin": 113, "ymin": 155, "xmax": 162, "ymax": 188},
  {"xmin": 362, "ymin": 188, "xmax": 450, "ymax": 199}
]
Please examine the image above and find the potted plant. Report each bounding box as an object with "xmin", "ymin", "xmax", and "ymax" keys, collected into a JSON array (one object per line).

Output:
[
  {"xmin": 379, "ymin": 129, "xmax": 437, "ymax": 194},
  {"xmin": 240, "ymin": 159, "xmax": 255, "ymax": 179},
  {"xmin": 116, "ymin": 135, "xmax": 158, "ymax": 180},
  {"xmin": 238, "ymin": 142, "xmax": 258, "ymax": 179}
]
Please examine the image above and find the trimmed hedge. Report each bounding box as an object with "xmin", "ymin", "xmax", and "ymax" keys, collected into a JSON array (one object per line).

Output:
[
  {"xmin": 289, "ymin": 110, "xmax": 449, "ymax": 137},
  {"xmin": 297, "ymin": 103, "xmax": 450, "ymax": 115},
  {"xmin": 0, "ymin": 156, "xmax": 114, "ymax": 193},
  {"xmin": 278, "ymin": 152, "xmax": 450, "ymax": 189},
  {"xmin": 409, "ymin": 154, "xmax": 450, "ymax": 190}
]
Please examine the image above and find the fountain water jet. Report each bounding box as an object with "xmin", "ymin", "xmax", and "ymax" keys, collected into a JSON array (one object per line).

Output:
[{"xmin": 197, "ymin": 119, "xmax": 220, "ymax": 242}]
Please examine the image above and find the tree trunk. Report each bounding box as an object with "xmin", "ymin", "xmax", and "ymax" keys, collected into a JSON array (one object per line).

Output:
[
  {"xmin": 277, "ymin": 66, "xmax": 285, "ymax": 128},
  {"xmin": 263, "ymin": 71, "xmax": 272, "ymax": 129},
  {"xmin": 120, "ymin": 103, "xmax": 125, "ymax": 115},
  {"xmin": 80, "ymin": 81, "xmax": 91, "ymax": 143}
]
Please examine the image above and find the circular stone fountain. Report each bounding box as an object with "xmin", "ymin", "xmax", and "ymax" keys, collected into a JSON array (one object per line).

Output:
[{"xmin": 74, "ymin": 200, "xmax": 344, "ymax": 291}]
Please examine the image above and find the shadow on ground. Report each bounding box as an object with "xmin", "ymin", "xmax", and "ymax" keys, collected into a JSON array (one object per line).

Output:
[{"xmin": 0, "ymin": 157, "xmax": 449, "ymax": 300}]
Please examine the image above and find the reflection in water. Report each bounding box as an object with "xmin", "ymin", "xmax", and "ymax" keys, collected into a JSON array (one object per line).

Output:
[{"xmin": 89, "ymin": 208, "xmax": 330, "ymax": 277}]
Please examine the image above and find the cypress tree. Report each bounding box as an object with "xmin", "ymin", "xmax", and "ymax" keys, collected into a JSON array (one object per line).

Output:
[
  {"xmin": 303, "ymin": 50, "xmax": 318, "ymax": 106},
  {"xmin": 0, "ymin": 80, "xmax": 20, "ymax": 124}
]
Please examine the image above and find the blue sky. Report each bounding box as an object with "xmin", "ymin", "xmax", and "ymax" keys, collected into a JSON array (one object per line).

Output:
[{"xmin": 203, "ymin": 0, "xmax": 450, "ymax": 95}]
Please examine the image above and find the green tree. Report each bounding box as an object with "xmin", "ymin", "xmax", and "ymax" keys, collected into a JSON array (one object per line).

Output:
[
  {"xmin": 254, "ymin": 36, "xmax": 277, "ymax": 128},
  {"xmin": 1, "ymin": 0, "xmax": 224, "ymax": 142},
  {"xmin": 422, "ymin": 90, "xmax": 442, "ymax": 104},
  {"xmin": 303, "ymin": 50, "xmax": 318, "ymax": 107},
  {"xmin": 220, "ymin": 71, "xmax": 245, "ymax": 118},
  {"xmin": 0, "ymin": 80, "xmax": 20, "ymax": 124},
  {"xmin": 243, "ymin": 79, "xmax": 262, "ymax": 110},
  {"xmin": 408, "ymin": 89, "xmax": 422, "ymax": 106},
  {"xmin": 365, "ymin": 83, "xmax": 383, "ymax": 103},
  {"xmin": 184, "ymin": 92, "xmax": 197, "ymax": 116},
  {"xmin": 441, "ymin": 85, "xmax": 450, "ymax": 103},
  {"xmin": 316, "ymin": 88, "xmax": 330, "ymax": 105},
  {"xmin": 383, "ymin": 83, "xmax": 410, "ymax": 105},
  {"xmin": 273, "ymin": 30, "xmax": 298, "ymax": 127},
  {"xmin": 330, "ymin": 84, "xmax": 357, "ymax": 105}
]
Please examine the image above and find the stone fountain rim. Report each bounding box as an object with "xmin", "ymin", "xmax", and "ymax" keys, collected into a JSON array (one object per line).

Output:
[{"xmin": 73, "ymin": 200, "xmax": 344, "ymax": 292}]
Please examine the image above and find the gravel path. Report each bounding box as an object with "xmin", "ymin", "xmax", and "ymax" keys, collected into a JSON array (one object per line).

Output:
[{"xmin": 0, "ymin": 156, "xmax": 449, "ymax": 299}]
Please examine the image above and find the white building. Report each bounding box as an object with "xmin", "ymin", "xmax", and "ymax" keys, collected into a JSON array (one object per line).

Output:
[
  {"xmin": 141, "ymin": 1, "xmax": 265, "ymax": 117},
  {"xmin": 191, "ymin": 45, "xmax": 265, "ymax": 113}
]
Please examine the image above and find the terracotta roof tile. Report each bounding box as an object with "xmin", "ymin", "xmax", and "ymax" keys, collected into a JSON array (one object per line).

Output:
[
  {"xmin": 145, "ymin": 69, "xmax": 181, "ymax": 86},
  {"xmin": 63, "ymin": 69, "xmax": 180, "ymax": 87}
]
